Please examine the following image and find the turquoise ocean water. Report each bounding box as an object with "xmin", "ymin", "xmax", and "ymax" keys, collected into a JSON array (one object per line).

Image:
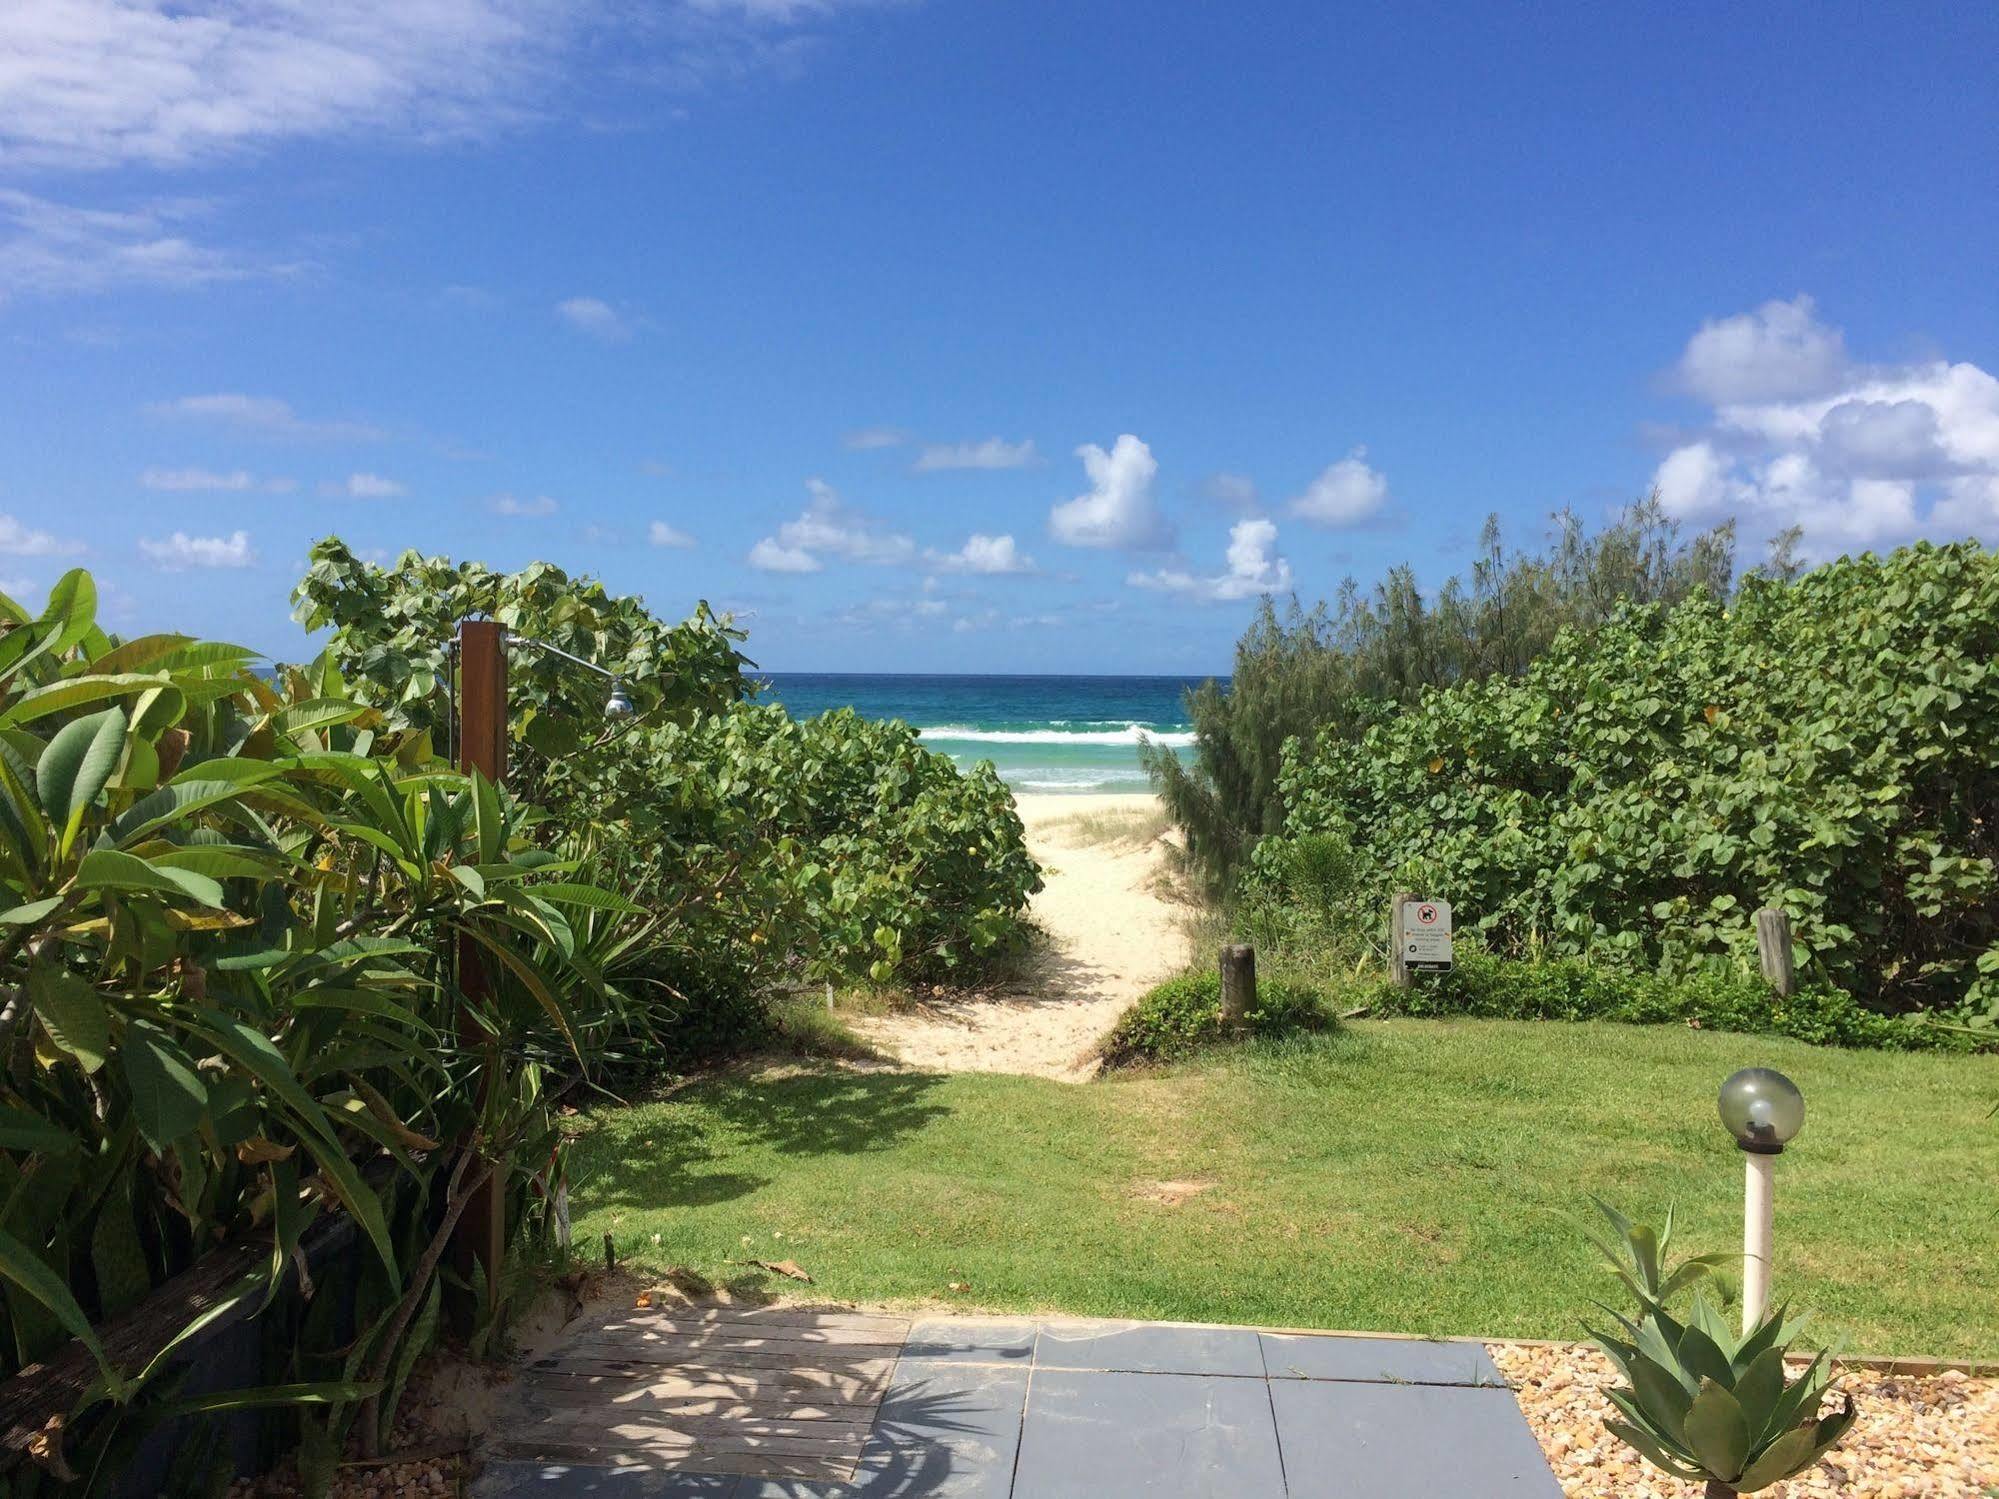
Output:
[{"xmin": 758, "ymin": 674, "xmax": 1207, "ymax": 794}]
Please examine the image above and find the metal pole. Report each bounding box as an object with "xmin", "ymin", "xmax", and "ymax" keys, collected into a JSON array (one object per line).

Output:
[
  {"xmin": 1741, "ymin": 1150, "xmax": 1775, "ymax": 1333},
  {"xmin": 452, "ymin": 620, "xmax": 508, "ymax": 1314}
]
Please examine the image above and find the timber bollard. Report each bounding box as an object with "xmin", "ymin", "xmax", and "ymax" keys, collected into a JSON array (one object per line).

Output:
[
  {"xmin": 1755, "ymin": 908, "xmax": 1795, "ymax": 997},
  {"xmin": 1220, "ymin": 944, "xmax": 1256, "ymax": 1031}
]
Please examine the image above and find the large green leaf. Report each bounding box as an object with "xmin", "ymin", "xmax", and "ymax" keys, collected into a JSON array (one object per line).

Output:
[
  {"xmin": 29, "ymin": 963, "xmax": 109, "ymax": 1072},
  {"xmin": 108, "ymin": 774, "xmax": 273, "ymax": 845},
  {"xmin": 1682, "ymin": 1379, "xmax": 1751, "ymax": 1482},
  {"xmin": 74, "ymin": 847, "xmax": 225, "ymax": 907},
  {"xmin": 0, "ymin": 1104, "xmax": 79, "ymax": 1155},
  {"xmin": 85, "ymin": 633, "xmax": 193, "ymax": 677},
  {"xmin": 184, "ymin": 1012, "xmax": 399, "ymax": 1277},
  {"xmin": 121, "ymin": 1021, "xmax": 209, "ymax": 1149},
  {"xmin": 3, "ymin": 673, "xmax": 172, "ymax": 727},
  {"xmin": 36, "ymin": 705, "xmax": 127, "ymax": 853},
  {"xmin": 0, "ymin": 1225, "xmax": 120, "ymax": 1393}
]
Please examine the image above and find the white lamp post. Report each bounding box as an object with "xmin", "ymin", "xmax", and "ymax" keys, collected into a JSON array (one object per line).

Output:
[{"xmin": 1717, "ymin": 1067, "xmax": 1805, "ymax": 1334}]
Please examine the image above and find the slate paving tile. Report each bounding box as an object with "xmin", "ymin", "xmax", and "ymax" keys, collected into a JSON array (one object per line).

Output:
[
  {"xmin": 1031, "ymin": 1322, "xmax": 1265, "ymax": 1377},
  {"xmin": 1012, "ymin": 1370, "xmax": 1286, "ymax": 1498},
  {"xmin": 1259, "ymin": 1333, "xmax": 1505, "ymax": 1387},
  {"xmin": 900, "ymin": 1318, "xmax": 1038, "ymax": 1365},
  {"xmin": 475, "ymin": 1462, "xmax": 738, "ymax": 1498},
  {"xmin": 845, "ymin": 1361, "xmax": 1030, "ymax": 1498},
  {"xmin": 1269, "ymin": 1379, "xmax": 1563, "ymax": 1497}
]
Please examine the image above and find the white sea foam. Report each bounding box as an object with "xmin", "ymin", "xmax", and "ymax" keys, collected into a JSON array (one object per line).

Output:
[{"xmin": 918, "ymin": 723, "xmax": 1195, "ymax": 748}]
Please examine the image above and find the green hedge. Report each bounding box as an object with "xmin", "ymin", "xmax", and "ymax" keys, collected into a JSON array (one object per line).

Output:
[
  {"xmin": 1099, "ymin": 971, "xmax": 1329, "ymax": 1067},
  {"xmin": 1275, "ymin": 541, "xmax": 1999, "ymax": 1019},
  {"xmin": 1353, "ymin": 954, "xmax": 1973, "ymax": 1051}
]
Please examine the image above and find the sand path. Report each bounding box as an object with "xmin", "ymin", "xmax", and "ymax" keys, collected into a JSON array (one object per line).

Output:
[{"xmin": 848, "ymin": 793, "xmax": 1187, "ymax": 1081}]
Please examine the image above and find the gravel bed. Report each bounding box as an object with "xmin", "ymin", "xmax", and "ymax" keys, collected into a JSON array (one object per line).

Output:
[{"xmin": 1490, "ymin": 1342, "xmax": 1999, "ymax": 1497}]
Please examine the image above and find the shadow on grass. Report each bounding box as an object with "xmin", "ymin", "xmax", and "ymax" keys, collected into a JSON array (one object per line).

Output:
[{"xmin": 572, "ymin": 1066, "xmax": 955, "ymax": 1218}]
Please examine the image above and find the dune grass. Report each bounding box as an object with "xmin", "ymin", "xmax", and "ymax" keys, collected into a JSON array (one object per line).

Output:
[{"xmin": 568, "ymin": 1019, "xmax": 1998, "ymax": 1358}]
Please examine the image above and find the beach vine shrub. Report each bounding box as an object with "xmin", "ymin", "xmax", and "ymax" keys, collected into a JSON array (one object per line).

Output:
[
  {"xmin": 1145, "ymin": 501, "xmax": 1740, "ymax": 891},
  {"xmin": 1271, "ymin": 541, "xmax": 1999, "ymax": 1020},
  {"xmin": 293, "ymin": 542, "xmax": 1040, "ymax": 1009}
]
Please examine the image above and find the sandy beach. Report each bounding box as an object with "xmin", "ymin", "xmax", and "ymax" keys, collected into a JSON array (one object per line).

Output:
[{"xmin": 847, "ymin": 792, "xmax": 1187, "ymax": 1080}]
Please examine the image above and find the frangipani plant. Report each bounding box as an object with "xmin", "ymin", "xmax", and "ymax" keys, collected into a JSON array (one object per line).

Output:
[{"xmin": 1584, "ymin": 1200, "xmax": 1856, "ymax": 1497}]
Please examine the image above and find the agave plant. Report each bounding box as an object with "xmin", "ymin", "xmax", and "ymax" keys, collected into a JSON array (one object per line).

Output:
[{"xmin": 1585, "ymin": 1200, "xmax": 1856, "ymax": 1496}]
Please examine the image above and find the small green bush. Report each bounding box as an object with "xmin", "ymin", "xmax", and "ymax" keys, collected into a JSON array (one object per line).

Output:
[
  {"xmin": 1353, "ymin": 953, "xmax": 1975, "ymax": 1051},
  {"xmin": 1100, "ymin": 971, "xmax": 1330, "ymax": 1067}
]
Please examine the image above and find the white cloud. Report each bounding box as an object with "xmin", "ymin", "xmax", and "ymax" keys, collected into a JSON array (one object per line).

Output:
[
  {"xmin": 491, "ymin": 493, "xmax": 558, "ymax": 517},
  {"xmin": 0, "ymin": 189, "xmax": 290, "ymax": 297},
  {"xmin": 747, "ymin": 538, "xmax": 822, "ymax": 573},
  {"xmin": 0, "ymin": 515, "xmax": 86, "ymax": 557},
  {"xmin": 748, "ymin": 478, "xmax": 915, "ymax": 571},
  {"xmin": 648, "ymin": 520, "xmax": 696, "ymax": 548},
  {"xmin": 1290, "ymin": 447, "xmax": 1389, "ymax": 527},
  {"xmin": 1048, "ymin": 434, "xmax": 1168, "ymax": 549},
  {"xmin": 148, "ymin": 393, "xmax": 383, "ymax": 441},
  {"xmin": 1676, "ymin": 295, "xmax": 1849, "ymax": 405},
  {"xmin": 843, "ymin": 426, "xmax": 906, "ymax": 451},
  {"xmin": 913, "ymin": 437, "xmax": 1038, "ymax": 472},
  {"xmin": 1651, "ymin": 299, "xmax": 1999, "ymax": 552},
  {"xmin": 139, "ymin": 529, "xmax": 254, "ymax": 570},
  {"xmin": 141, "ymin": 466, "xmax": 253, "ymax": 492},
  {"xmin": 1129, "ymin": 518, "xmax": 1293, "ymax": 603},
  {"xmin": 556, "ymin": 296, "xmax": 631, "ymax": 342},
  {"xmin": 321, "ymin": 472, "xmax": 405, "ymax": 499},
  {"xmin": 927, "ymin": 533, "xmax": 1036, "ymax": 575}
]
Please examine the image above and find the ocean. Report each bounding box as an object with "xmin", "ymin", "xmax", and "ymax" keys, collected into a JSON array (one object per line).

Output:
[{"xmin": 757, "ymin": 673, "xmax": 1209, "ymax": 794}]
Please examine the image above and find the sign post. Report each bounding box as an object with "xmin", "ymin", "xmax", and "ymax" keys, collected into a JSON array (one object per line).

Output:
[{"xmin": 1397, "ymin": 898, "xmax": 1453, "ymax": 974}]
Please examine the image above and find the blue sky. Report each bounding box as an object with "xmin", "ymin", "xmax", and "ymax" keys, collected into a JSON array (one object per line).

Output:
[{"xmin": 3, "ymin": 1, "xmax": 1997, "ymax": 673}]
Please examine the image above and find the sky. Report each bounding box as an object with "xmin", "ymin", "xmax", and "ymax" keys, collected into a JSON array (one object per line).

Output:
[{"xmin": 2, "ymin": 1, "xmax": 1997, "ymax": 674}]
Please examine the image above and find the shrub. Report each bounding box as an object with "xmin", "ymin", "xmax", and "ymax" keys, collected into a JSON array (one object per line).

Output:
[
  {"xmin": 1279, "ymin": 541, "xmax": 1999, "ymax": 1018},
  {"xmin": 292, "ymin": 545, "xmax": 1042, "ymax": 1018},
  {"xmin": 1351, "ymin": 954, "xmax": 1974, "ymax": 1051},
  {"xmin": 1099, "ymin": 970, "xmax": 1329, "ymax": 1067},
  {"xmin": 0, "ymin": 570, "xmax": 646, "ymax": 1480}
]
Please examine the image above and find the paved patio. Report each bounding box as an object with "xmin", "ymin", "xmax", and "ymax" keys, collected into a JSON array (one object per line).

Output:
[{"xmin": 475, "ymin": 1304, "xmax": 1562, "ymax": 1498}]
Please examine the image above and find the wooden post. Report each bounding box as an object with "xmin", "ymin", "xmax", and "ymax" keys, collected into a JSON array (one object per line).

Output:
[
  {"xmin": 1388, "ymin": 891, "xmax": 1412, "ymax": 988},
  {"xmin": 1755, "ymin": 907, "xmax": 1795, "ymax": 998},
  {"xmin": 453, "ymin": 621, "xmax": 508, "ymax": 1312},
  {"xmin": 1219, "ymin": 944, "xmax": 1255, "ymax": 1031}
]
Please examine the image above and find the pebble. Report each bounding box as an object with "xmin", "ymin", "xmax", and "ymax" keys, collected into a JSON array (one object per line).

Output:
[{"xmin": 1489, "ymin": 1343, "xmax": 1999, "ymax": 1498}]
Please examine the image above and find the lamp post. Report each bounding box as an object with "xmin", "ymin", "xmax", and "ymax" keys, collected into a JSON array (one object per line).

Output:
[{"xmin": 1717, "ymin": 1067, "xmax": 1805, "ymax": 1334}]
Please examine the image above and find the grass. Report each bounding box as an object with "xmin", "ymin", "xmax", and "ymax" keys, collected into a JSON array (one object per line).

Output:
[
  {"xmin": 568, "ymin": 1019, "xmax": 1999, "ymax": 1358},
  {"xmin": 1040, "ymin": 802, "xmax": 1172, "ymax": 849}
]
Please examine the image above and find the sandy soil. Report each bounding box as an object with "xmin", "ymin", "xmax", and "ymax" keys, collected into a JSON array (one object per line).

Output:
[{"xmin": 848, "ymin": 792, "xmax": 1187, "ymax": 1081}]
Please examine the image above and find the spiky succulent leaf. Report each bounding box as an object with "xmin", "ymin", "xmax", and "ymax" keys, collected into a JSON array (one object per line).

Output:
[
  {"xmin": 1760, "ymin": 1348, "xmax": 1832, "ymax": 1439},
  {"xmin": 1732, "ymin": 1345, "xmax": 1788, "ymax": 1438},
  {"xmin": 1627, "ymin": 1350, "xmax": 1696, "ymax": 1442},
  {"xmin": 1635, "ymin": 1316, "xmax": 1698, "ymax": 1396},
  {"xmin": 1683, "ymin": 1379, "xmax": 1751, "ymax": 1481},
  {"xmin": 1604, "ymin": 1420, "xmax": 1708, "ymax": 1482},
  {"xmin": 1686, "ymin": 1291, "xmax": 1738, "ymax": 1361},
  {"xmin": 1732, "ymin": 1423, "xmax": 1820, "ymax": 1492},
  {"xmin": 1676, "ymin": 1321, "xmax": 1736, "ymax": 1390}
]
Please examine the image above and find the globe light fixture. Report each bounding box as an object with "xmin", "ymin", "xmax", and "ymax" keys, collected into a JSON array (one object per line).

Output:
[
  {"xmin": 1718, "ymin": 1067, "xmax": 1805, "ymax": 1154},
  {"xmin": 1718, "ymin": 1067, "xmax": 1804, "ymax": 1333},
  {"xmin": 604, "ymin": 679, "xmax": 634, "ymax": 719}
]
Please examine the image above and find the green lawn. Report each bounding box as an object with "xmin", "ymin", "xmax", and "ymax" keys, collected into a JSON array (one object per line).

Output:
[{"xmin": 568, "ymin": 1020, "xmax": 1998, "ymax": 1358}]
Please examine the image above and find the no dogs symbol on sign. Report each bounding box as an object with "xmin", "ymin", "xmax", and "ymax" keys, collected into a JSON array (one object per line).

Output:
[{"xmin": 1400, "ymin": 899, "xmax": 1453, "ymax": 972}]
